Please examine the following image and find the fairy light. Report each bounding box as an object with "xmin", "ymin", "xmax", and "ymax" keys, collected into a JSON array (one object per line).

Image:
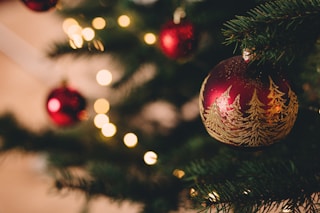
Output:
[
  {"xmin": 96, "ymin": 69, "xmax": 113, "ymax": 86},
  {"xmin": 69, "ymin": 34, "xmax": 83, "ymax": 48},
  {"xmin": 62, "ymin": 18, "xmax": 79, "ymax": 34},
  {"xmin": 92, "ymin": 17, "xmax": 106, "ymax": 30},
  {"xmin": 101, "ymin": 122, "xmax": 117, "ymax": 137},
  {"xmin": 144, "ymin": 33, "xmax": 156, "ymax": 45},
  {"xmin": 143, "ymin": 151, "xmax": 158, "ymax": 165},
  {"xmin": 117, "ymin": 15, "xmax": 131, "ymax": 27},
  {"xmin": 82, "ymin": 27, "xmax": 95, "ymax": 41},
  {"xmin": 93, "ymin": 114, "xmax": 110, "ymax": 128},
  {"xmin": 208, "ymin": 191, "xmax": 220, "ymax": 202},
  {"xmin": 123, "ymin": 132, "xmax": 138, "ymax": 148},
  {"xmin": 94, "ymin": 98, "xmax": 110, "ymax": 114},
  {"xmin": 172, "ymin": 169, "xmax": 185, "ymax": 179}
]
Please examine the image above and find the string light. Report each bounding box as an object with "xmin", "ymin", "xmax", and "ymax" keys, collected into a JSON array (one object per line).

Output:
[
  {"xmin": 117, "ymin": 15, "xmax": 131, "ymax": 27},
  {"xmin": 144, "ymin": 33, "xmax": 156, "ymax": 45},
  {"xmin": 94, "ymin": 114, "xmax": 110, "ymax": 128},
  {"xmin": 96, "ymin": 69, "xmax": 113, "ymax": 86},
  {"xmin": 92, "ymin": 17, "xmax": 107, "ymax": 30},
  {"xmin": 123, "ymin": 132, "xmax": 138, "ymax": 148},
  {"xmin": 69, "ymin": 34, "xmax": 83, "ymax": 49},
  {"xmin": 62, "ymin": 18, "xmax": 79, "ymax": 34},
  {"xmin": 101, "ymin": 122, "xmax": 117, "ymax": 137},
  {"xmin": 94, "ymin": 98, "xmax": 110, "ymax": 114},
  {"xmin": 143, "ymin": 151, "xmax": 158, "ymax": 165},
  {"xmin": 82, "ymin": 27, "xmax": 95, "ymax": 41},
  {"xmin": 173, "ymin": 169, "xmax": 185, "ymax": 178}
]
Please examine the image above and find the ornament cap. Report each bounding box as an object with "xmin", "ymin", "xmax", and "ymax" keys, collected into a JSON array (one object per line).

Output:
[{"xmin": 173, "ymin": 7, "xmax": 186, "ymax": 24}]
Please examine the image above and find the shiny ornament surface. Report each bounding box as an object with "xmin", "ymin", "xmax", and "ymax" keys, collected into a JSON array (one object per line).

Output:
[
  {"xmin": 159, "ymin": 20, "xmax": 197, "ymax": 60},
  {"xmin": 199, "ymin": 56, "xmax": 299, "ymax": 147},
  {"xmin": 46, "ymin": 86, "xmax": 87, "ymax": 127},
  {"xmin": 21, "ymin": 0, "xmax": 58, "ymax": 12}
]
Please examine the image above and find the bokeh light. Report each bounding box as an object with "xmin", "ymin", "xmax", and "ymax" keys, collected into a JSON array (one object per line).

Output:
[
  {"xmin": 96, "ymin": 69, "xmax": 113, "ymax": 86},
  {"xmin": 173, "ymin": 169, "xmax": 185, "ymax": 179},
  {"xmin": 93, "ymin": 114, "xmax": 109, "ymax": 128},
  {"xmin": 92, "ymin": 17, "xmax": 107, "ymax": 30},
  {"xmin": 143, "ymin": 151, "xmax": 158, "ymax": 165},
  {"xmin": 144, "ymin": 33, "xmax": 156, "ymax": 45},
  {"xmin": 62, "ymin": 18, "xmax": 79, "ymax": 34},
  {"xmin": 117, "ymin": 15, "xmax": 131, "ymax": 27},
  {"xmin": 101, "ymin": 122, "xmax": 117, "ymax": 137},
  {"xmin": 69, "ymin": 34, "xmax": 83, "ymax": 48},
  {"xmin": 123, "ymin": 133, "xmax": 138, "ymax": 148},
  {"xmin": 82, "ymin": 27, "xmax": 95, "ymax": 41},
  {"xmin": 94, "ymin": 98, "xmax": 110, "ymax": 114}
]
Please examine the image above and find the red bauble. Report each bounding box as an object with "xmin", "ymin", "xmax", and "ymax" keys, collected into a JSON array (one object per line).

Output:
[
  {"xmin": 159, "ymin": 19, "xmax": 198, "ymax": 60},
  {"xmin": 46, "ymin": 85, "xmax": 87, "ymax": 127},
  {"xmin": 199, "ymin": 56, "xmax": 299, "ymax": 148},
  {"xmin": 21, "ymin": 0, "xmax": 58, "ymax": 12}
]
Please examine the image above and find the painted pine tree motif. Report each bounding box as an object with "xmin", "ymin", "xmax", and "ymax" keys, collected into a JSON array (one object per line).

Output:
[
  {"xmin": 280, "ymin": 87, "xmax": 299, "ymax": 137},
  {"xmin": 242, "ymin": 89, "xmax": 270, "ymax": 146},
  {"xmin": 203, "ymin": 86, "xmax": 235, "ymax": 143},
  {"xmin": 267, "ymin": 77, "xmax": 286, "ymax": 122},
  {"xmin": 266, "ymin": 77, "xmax": 299, "ymax": 141},
  {"xmin": 201, "ymin": 78, "xmax": 298, "ymax": 147},
  {"xmin": 223, "ymin": 94, "xmax": 247, "ymax": 145}
]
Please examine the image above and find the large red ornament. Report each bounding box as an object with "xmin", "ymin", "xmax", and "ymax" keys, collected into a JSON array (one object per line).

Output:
[
  {"xmin": 21, "ymin": 0, "xmax": 58, "ymax": 12},
  {"xmin": 199, "ymin": 56, "xmax": 299, "ymax": 148},
  {"xmin": 159, "ymin": 19, "xmax": 197, "ymax": 60},
  {"xmin": 46, "ymin": 85, "xmax": 87, "ymax": 127}
]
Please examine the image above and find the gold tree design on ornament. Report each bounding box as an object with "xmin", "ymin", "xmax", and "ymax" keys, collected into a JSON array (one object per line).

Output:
[{"xmin": 203, "ymin": 77, "xmax": 299, "ymax": 147}]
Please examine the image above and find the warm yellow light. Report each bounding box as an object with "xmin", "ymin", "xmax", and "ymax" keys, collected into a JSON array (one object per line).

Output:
[
  {"xmin": 117, "ymin": 15, "xmax": 131, "ymax": 27},
  {"xmin": 66, "ymin": 24, "xmax": 82, "ymax": 38},
  {"xmin": 93, "ymin": 114, "xmax": 109, "ymax": 128},
  {"xmin": 94, "ymin": 98, "xmax": 110, "ymax": 114},
  {"xmin": 144, "ymin": 151, "xmax": 158, "ymax": 165},
  {"xmin": 172, "ymin": 169, "xmax": 185, "ymax": 179},
  {"xmin": 208, "ymin": 191, "xmax": 220, "ymax": 202},
  {"xmin": 62, "ymin": 18, "xmax": 79, "ymax": 34},
  {"xmin": 69, "ymin": 34, "xmax": 83, "ymax": 48},
  {"xmin": 92, "ymin": 17, "xmax": 106, "ymax": 30},
  {"xmin": 123, "ymin": 133, "xmax": 138, "ymax": 148},
  {"xmin": 82, "ymin": 27, "xmax": 95, "ymax": 41},
  {"xmin": 101, "ymin": 123, "xmax": 117, "ymax": 137},
  {"xmin": 144, "ymin": 33, "xmax": 156, "ymax": 45},
  {"xmin": 93, "ymin": 40, "xmax": 105, "ymax": 52},
  {"xmin": 96, "ymin": 69, "xmax": 113, "ymax": 86}
]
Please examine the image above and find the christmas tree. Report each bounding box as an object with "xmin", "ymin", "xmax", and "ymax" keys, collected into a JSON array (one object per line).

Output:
[{"xmin": 1, "ymin": 0, "xmax": 320, "ymax": 212}]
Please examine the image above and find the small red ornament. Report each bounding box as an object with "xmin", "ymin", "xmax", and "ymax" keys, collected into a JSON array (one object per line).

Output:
[
  {"xmin": 46, "ymin": 85, "xmax": 87, "ymax": 127},
  {"xmin": 199, "ymin": 56, "xmax": 299, "ymax": 147},
  {"xmin": 159, "ymin": 19, "xmax": 198, "ymax": 60},
  {"xmin": 21, "ymin": 0, "xmax": 58, "ymax": 12}
]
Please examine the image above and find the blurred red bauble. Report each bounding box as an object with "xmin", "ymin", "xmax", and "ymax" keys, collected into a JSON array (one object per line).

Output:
[
  {"xmin": 159, "ymin": 19, "xmax": 198, "ymax": 60},
  {"xmin": 199, "ymin": 56, "xmax": 299, "ymax": 148},
  {"xmin": 21, "ymin": 0, "xmax": 58, "ymax": 12},
  {"xmin": 46, "ymin": 85, "xmax": 87, "ymax": 127}
]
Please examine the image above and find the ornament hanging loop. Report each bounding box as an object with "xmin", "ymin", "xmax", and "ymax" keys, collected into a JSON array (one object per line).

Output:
[{"xmin": 173, "ymin": 7, "xmax": 186, "ymax": 24}]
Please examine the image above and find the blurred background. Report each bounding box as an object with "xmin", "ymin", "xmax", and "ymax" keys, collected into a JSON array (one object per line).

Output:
[{"xmin": 0, "ymin": 1, "xmax": 141, "ymax": 212}]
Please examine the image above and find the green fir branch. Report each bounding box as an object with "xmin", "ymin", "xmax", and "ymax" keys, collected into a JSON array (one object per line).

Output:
[{"xmin": 222, "ymin": 0, "xmax": 320, "ymax": 64}]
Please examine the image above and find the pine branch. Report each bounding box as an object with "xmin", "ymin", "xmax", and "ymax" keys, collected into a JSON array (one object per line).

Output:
[{"xmin": 222, "ymin": 0, "xmax": 320, "ymax": 64}]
